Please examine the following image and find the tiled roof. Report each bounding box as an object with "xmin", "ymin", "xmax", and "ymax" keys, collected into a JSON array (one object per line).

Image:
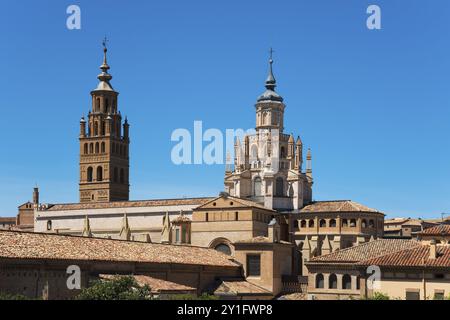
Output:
[
  {"xmin": 419, "ymin": 225, "xmax": 450, "ymax": 236},
  {"xmin": 309, "ymin": 239, "xmax": 420, "ymax": 263},
  {"xmin": 359, "ymin": 245, "xmax": 450, "ymax": 268},
  {"xmin": 0, "ymin": 230, "xmax": 239, "ymax": 268},
  {"xmin": 300, "ymin": 200, "xmax": 382, "ymax": 214},
  {"xmin": 214, "ymin": 279, "xmax": 272, "ymax": 295},
  {"xmin": 45, "ymin": 197, "xmax": 214, "ymax": 211},
  {"xmin": 99, "ymin": 275, "xmax": 196, "ymax": 293}
]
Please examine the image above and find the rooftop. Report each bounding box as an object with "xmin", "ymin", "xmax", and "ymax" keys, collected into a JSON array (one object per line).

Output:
[
  {"xmin": 0, "ymin": 230, "xmax": 239, "ymax": 268},
  {"xmin": 358, "ymin": 245, "xmax": 450, "ymax": 268},
  {"xmin": 300, "ymin": 200, "xmax": 383, "ymax": 214},
  {"xmin": 214, "ymin": 279, "xmax": 272, "ymax": 296},
  {"xmin": 309, "ymin": 239, "xmax": 420, "ymax": 263},
  {"xmin": 44, "ymin": 197, "xmax": 214, "ymax": 211},
  {"xmin": 419, "ymin": 224, "xmax": 450, "ymax": 236}
]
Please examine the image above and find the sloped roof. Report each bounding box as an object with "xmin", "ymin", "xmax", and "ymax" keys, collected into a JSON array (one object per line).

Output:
[
  {"xmin": 0, "ymin": 230, "xmax": 239, "ymax": 268},
  {"xmin": 300, "ymin": 200, "xmax": 382, "ymax": 214},
  {"xmin": 214, "ymin": 279, "xmax": 272, "ymax": 296},
  {"xmin": 309, "ymin": 239, "xmax": 420, "ymax": 263},
  {"xmin": 99, "ymin": 274, "xmax": 196, "ymax": 293},
  {"xmin": 419, "ymin": 225, "xmax": 450, "ymax": 236},
  {"xmin": 196, "ymin": 195, "xmax": 275, "ymax": 212},
  {"xmin": 358, "ymin": 245, "xmax": 450, "ymax": 268},
  {"xmin": 45, "ymin": 197, "xmax": 213, "ymax": 211}
]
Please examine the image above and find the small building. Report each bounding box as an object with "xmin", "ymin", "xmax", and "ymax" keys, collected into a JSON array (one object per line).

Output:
[
  {"xmin": 0, "ymin": 217, "xmax": 16, "ymax": 230},
  {"xmin": 305, "ymin": 238, "xmax": 450, "ymax": 300},
  {"xmin": 191, "ymin": 194, "xmax": 282, "ymax": 255},
  {"xmin": 293, "ymin": 200, "xmax": 385, "ymax": 275},
  {"xmin": 384, "ymin": 218, "xmax": 438, "ymax": 239}
]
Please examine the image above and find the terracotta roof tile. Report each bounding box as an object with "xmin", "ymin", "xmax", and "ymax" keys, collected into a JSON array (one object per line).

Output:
[
  {"xmin": 358, "ymin": 245, "xmax": 450, "ymax": 268},
  {"xmin": 214, "ymin": 279, "xmax": 272, "ymax": 295},
  {"xmin": 419, "ymin": 225, "xmax": 450, "ymax": 236},
  {"xmin": 300, "ymin": 200, "xmax": 382, "ymax": 214},
  {"xmin": 309, "ymin": 239, "xmax": 420, "ymax": 263},
  {"xmin": 0, "ymin": 230, "xmax": 239, "ymax": 268},
  {"xmin": 45, "ymin": 197, "xmax": 214, "ymax": 211},
  {"xmin": 235, "ymin": 236, "xmax": 292, "ymax": 245}
]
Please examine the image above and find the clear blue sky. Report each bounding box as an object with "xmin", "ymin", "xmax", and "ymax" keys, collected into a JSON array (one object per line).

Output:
[{"xmin": 0, "ymin": 0, "xmax": 449, "ymax": 218}]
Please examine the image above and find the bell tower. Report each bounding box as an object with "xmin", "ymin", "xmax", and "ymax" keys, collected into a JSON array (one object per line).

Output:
[{"xmin": 79, "ymin": 40, "xmax": 130, "ymax": 203}]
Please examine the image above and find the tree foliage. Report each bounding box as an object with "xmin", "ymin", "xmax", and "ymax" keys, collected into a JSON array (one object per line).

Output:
[{"xmin": 75, "ymin": 276, "xmax": 153, "ymax": 300}]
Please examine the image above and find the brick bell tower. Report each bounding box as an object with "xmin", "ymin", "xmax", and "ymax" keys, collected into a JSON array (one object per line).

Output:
[{"xmin": 79, "ymin": 40, "xmax": 130, "ymax": 203}]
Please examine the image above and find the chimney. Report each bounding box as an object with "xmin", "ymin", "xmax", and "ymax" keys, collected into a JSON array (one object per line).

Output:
[
  {"xmin": 268, "ymin": 218, "xmax": 280, "ymax": 243},
  {"xmin": 33, "ymin": 187, "xmax": 39, "ymax": 207},
  {"xmin": 429, "ymin": 239, "xmax": 437, "ymax": 260}
]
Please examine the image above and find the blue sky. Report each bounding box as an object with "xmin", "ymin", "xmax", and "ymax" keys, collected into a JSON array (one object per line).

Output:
[{"xmin": 0, "ymin": 0, "xmax": 449, "ymax": 218}]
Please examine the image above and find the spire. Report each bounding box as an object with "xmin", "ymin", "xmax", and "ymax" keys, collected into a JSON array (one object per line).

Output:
[
  {"xmin": 94, "ymin": 37, "xmax": 114, "ymax": 91},
  {"xmin": 296, "ymin": 136, "xmax": 303, "ymax": 146},
  {"xmin": 265, "ymin": 48, "xmax": 276, "ymax": 91},
  {"xmin": 119, "ymin": 213, "xmax": 131, "ymax": 240},
  {"xmin": 257, "ymin": 48, "xmax": 283, "ymax": 102},
  {"xmin": 161, "ymin": 212, "xmax": 171, "ymax": 244},
  {"xmin": 82, "ymin": 215, "xmax": 93, "ymax": 237},
  {"xmin": 306, "ymin": 148, "xmax": 312, "ymax": 178}
]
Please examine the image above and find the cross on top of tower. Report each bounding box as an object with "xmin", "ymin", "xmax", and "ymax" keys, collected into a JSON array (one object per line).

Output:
[{"xmin": 102, "ymin": 36, "xmax": 109, "ymax": 50}]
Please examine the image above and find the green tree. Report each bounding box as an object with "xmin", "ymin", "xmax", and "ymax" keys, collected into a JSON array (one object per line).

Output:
[
  {"xmin": 75, "ymin": 276, "xmax": 153, "ymax": 300},
  {"xmin": 367, "ymin": 292, "xmax": 391, "ymax": 300}
]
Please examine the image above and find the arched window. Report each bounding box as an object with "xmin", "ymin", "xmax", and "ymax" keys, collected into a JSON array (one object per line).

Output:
[
  {"xmin": 95, "ymin": 142, "xmax": 99, "ymax": 154},
  {"xmin": 253, "ymin": 177, "xmax": 262, "ymax": 197},
  {"xmin": 89, "ymin": 143, "xmax": 94, "ymax": 154},
  {"xmin": 101, "ymin": 142, "xmax": 105, "ymax": 153},
  {"xmin": 316, "ymin": 274, "xmax": 324, "ymax": 289},
  {"xmin": 369, "ymin": 220, "xmax": 375, "ymax": 228},
  {"xmin": 343, "ymin": 274, "xmax": 352, "ymax": 290},
  {"xmin": 308, "ymin": 220, "xmax": 314, "ymax": 228},
  {"xmin": 96, "ymin": 97, "xmax": 100, "ymax": 112},
  {"xmin": 329, "ymin": 274, "xmax": 338, "ymax": 289},
  {"xmin": 362, "ymin": 219, "xmax": 367, "ymax": 228},
  {"xmin": 300, "ymin": 220, "xmax": 307, "ymax": 228},
  {"xmin": 105, "ymin": 98, "xmax": 109, "ymax": 113},
  {"xmin": 96, "ymin": 166, "xmax": 103, "ymax": 182},
  {"xmin": 94, "ymin": 122, "xmax": 99, "ymax": 136},
  {"xmin": 101, "ymin": 122, "xmax": 105, "ymax": 136},
  {"xmin": 83, "ymin": 143, "xmax": 88, "ymax": 154},
  {"xmin": 87, "ymin": 167, "xmax": 93, "ymax": 182},
  {"xmin": 275, "ymin": 177, "xmax": 284, "ymax": 197},
  {"xmin": 342, "ymin": 219, "xmax": 348, "ymax": 228},
  {"xmin": 319, "ymin": 219, "xmax": 327, "ymax": 228},
  {"xmin": 356, "ymin": 276, "xmax": 360, "ymax": 290},
  {"xmin": 350, "ymin": 219, "xmax": 357, "ymax": 227},
  {"xmin": 113, "ymin": 167, "xmax": 118, "ymax": 183},
  {"xmin": 330, "ymin": 219, "xmax": 337, "ymax": 228},
  {"xmin": 120, "ymin": 168, "xmax": 125, "ymax": 184},
  {"xmin": 215, "ymin": 244, "xmax": 232, "ymax": 256}
]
